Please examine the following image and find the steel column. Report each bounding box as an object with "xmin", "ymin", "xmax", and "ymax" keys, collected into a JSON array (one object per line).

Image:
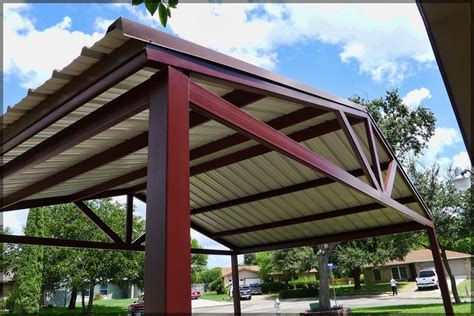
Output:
[
  {"xmin": 125, "ymin": 194, "xmax": 133, "ymax": 244},
  {"xmin": 144, "ymin": 67, "xmax": 190, "ymax": 314},
  {"xmin": 427, "ymin": 228, "xmax": 454, "ymax": 315},
  {"xmin": 231, "ymin": 253, "xmax": 241, "ymax": 316}
]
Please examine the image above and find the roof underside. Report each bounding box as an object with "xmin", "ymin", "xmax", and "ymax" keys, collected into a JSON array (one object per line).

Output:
[{"xmin": 1, "ymin": 18, "xmax": 431, "ymax": 251}]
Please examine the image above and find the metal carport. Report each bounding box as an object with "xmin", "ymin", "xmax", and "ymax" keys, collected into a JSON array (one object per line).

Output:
[{"xmin": 1, "ymin": 17, "xmax": 453, "ymax": 315}]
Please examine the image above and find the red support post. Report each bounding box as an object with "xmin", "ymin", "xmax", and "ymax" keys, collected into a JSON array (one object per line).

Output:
[
  {"xmin": 427, "ymin": 228, "xmax": 454, "ymax": 315},
  {"xmin": 231, "ymin": 254, "xmax": 241, "ymax": 316},
  {"xmin": 125, "ymin": 194, "xmax": 133, "ymax": 244},
  {"xmin": 144, "ymin": 67, "xmax": 191, "ymax": 314}
]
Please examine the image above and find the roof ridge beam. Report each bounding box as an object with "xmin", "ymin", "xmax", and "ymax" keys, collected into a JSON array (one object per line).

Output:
[
  {"xmin": 191, "ymin": 162, "xmax": 391, "ymax": 215},
  {"xmin": 188, "ymin": 81, "xmax": 433, "ymax": 227},
  {"xmin": 211, "ymin": 196, "xmax": 417, "ymax": 238}
]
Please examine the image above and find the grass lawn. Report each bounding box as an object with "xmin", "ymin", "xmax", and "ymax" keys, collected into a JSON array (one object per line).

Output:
[
  {"xmin": 333, "ymin": 282, "xmax": 408, "ymax": 296},
  {"xmin": 29, "ymin": 298, "xmax": 135, "ymax": 314},
  {"xmin": 352, "ymin": 302, "xmax": 473, "ymax": 315},
  {"xmin": 200, "ymin": 291, "xmax": 231, "ymax": 302},
  {"xmin": 457, "ymin": 279, "xmax": 473, "ymax": 298}
]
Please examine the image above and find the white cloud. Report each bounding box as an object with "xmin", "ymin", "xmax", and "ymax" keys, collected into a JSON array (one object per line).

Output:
[
  {"xmin": 402, "ymin": 87, "xmax": 432, "ymax": 108},
  {"xmin": 4, "ymin": 4, "xmax": 103, "ymax": 89},
  {"xmin": 94, "ymin": 17, "xmax": 115, "ymax": 34},
  {"xmin": 122, "ymin": 3, "xmax": 434, "ymax": 84},
  {"xmin": 452, "ymin": 151, "xmax": 471, "ymax": 170},
  {"xmin": 420, "ymin": 127, "xmax": 462, "ymax": 165},
  {"xmin": 2, "ymin": 209, "xmax": 29, "ymax": 235}
]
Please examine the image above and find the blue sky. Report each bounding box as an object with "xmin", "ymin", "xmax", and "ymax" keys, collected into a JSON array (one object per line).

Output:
[{"xmin": 3, "ymin": 2, "xmax": 471, "ymax": 268}]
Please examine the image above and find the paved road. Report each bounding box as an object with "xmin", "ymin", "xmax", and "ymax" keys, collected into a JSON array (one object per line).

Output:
[{"xmin": 193, "ymin": 279, "xmax": 471, "ymax": 314}]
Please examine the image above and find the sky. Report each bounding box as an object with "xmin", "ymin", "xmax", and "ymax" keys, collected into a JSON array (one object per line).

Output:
[{"xmin": 2, "ymin": 2, "xmax": 471, "ymax": 268}]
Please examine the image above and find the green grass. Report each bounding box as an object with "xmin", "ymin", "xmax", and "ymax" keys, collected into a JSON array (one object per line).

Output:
[
  {"xmin": 352, "ymin": 302, "xmax": 473, "ymax": 315},
  {"xmin": 457, "ymin": 279, "xmax": 473, "ymax": 298},
  {"xmin": 200, "ymin": 291, "xmax": 231, "ymax": 302},
  {"xmin": 31, "ymin": 298, "xmax": 135, "ymax": 314},
  {"xmin": 333, "ymin": 282, "xmax": 408, "ymax": 296}
]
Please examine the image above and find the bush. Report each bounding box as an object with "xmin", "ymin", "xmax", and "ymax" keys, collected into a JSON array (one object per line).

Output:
[
  {"xmin": 93, "ymin": 293, "xmax": 102, "ymax": 301},
  {"xmin": 261, "ymin": 282, "xmax": 286, "ymax": 294},
  {"xmin": 279, "ymin": 288, "xmax": 319, "ymax": 299},
  {"xmin": 330, "ymin": 278, "xmax": 355, "ymax": 286},
  {"xmin": 209, "ymin": 278, "xmax": 225, "ymax": 295},
  {"xmin": 288, "ymin": 279, "xmax": 319, "ymax": 289},
  {"xmin": 2, "ymin": 292, "xmax": 15, "ymax": 312}
]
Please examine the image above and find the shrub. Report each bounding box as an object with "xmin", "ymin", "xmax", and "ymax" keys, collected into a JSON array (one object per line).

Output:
[
  {"xmin": 2, "ymin": 292, "xmax": 15, "ymax": 312},
  {"xmin": 209, "ymin": 278, "xmax": 225, "ymax": 294},
  {"xmin": 261, "ymin": 282, "xmax": 286, "ymax": 294},
  {"xmin": 288, "ymin": 279, "xmax": 319, "ymax": 289},
  {"xmin": 93, "ymin": 293, "xmax": 102, "ymax": 301},
  {"xmin": 279, "ymin": 288, "xmax": 318, "ymax": 299}
]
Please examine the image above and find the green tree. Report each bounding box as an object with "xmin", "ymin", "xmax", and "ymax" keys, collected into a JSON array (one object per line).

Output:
[
  {"xmin": 351, "ymin": 89, "xmax": 436, "ymax": 163},
  {"xmin": 132, "ymin": 0, "xmax": 178, "ymax": 27},
  {"xmin": 408, "ymin": 162, "xmax": 471, "ymax": 304},
  {"xmin": 336, "ymin": 234, "xmax": 415, "ymax": 289},
  {"xmin": 12, "ymin": 208, "xmax": 46, "ymax": 313},
  {"xmin": 255, "ymin": 252, "xmax": 273, "ymax": 282},
  {"xmin": 272, "ymin": 247, "xmax": 315, "ymax": 285},
  {"xmin": 243, "ymin": 253, "xmax": 257, "ymax": 265},
  {"xmin": 191, "ymin": 238, "xmax": 208, "ymax": 280}
]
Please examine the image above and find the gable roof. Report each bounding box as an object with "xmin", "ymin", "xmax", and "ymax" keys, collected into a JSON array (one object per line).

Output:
[
  {"xmin": 222, "ymin": 265, "xmax": 260, "ymax": 278},
  {"xmin": 366, "ymin": 249, "xmax": 472, "ymax": 268}
]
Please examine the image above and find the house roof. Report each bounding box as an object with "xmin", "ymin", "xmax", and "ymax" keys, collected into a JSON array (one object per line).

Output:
[
  {"xmin": 222, "ymin": 265, "xmax": 260, "ymax": 278},
  {"xmin": 366, "ymin": 249, "xmax": 472, "ymax": 268},
  {"xmin": 1, "ymin": 17, "xmax": 434, "ymax": 253}
]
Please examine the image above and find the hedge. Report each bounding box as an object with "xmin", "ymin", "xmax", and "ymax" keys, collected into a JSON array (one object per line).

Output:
[
  {"xmin": 279, "ymin": 288, "xmax": 319, "ymax": 299},
  {"xmin": 288, "ymin": 279, "xmax": 319, "ymax": 289},
  {"xmin": 261, "ymin": 282, "xmax": 286, "ymax": 294}
]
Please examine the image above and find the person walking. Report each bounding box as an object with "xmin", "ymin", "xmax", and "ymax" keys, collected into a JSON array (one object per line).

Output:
[{"xmin": 390, "ymin": 277, "xmax": 398, "ymax": 296}]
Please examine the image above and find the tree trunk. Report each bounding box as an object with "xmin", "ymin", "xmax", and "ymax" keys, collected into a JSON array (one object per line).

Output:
[
  {"xmin": 314, "ymin": 243, "xmax": 338, "ymax": 311},
  {"xmin": 68, "ymin": 287, "xmax": 77, "ymax": 310},
  {"xmin": 86, "ymin": 284, "xmax": 94, "ymax": 315},
  {"xmin": 351, "ymin": 267, "xmax": 362, "ymax": 290},
  {"xmin": 440, "ymin": 247, "xmax": 461, "ymax": 304},
  {"xmin": 81, "ymin": 289, "xmax": 86, "ymax": 314}
]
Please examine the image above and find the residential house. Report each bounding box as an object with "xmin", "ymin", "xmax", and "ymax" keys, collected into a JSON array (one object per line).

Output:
[
  {"xmin": 363, "ymin": 249, "xmax": 472, "ymax": 283},
  {"xmin": 222, "ymin": 265, "xmax": 319, "ymax": 287}
]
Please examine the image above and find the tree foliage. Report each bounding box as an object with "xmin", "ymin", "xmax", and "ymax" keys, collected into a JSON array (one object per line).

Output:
[
  {"xmin": 351, "ymin": 89, "xmax": 436, "ymax": 163},
  {"xmin": 255, "ymin": 252, "xmax": 273, "ymax": 282},
  {"xmin": 271, "ymin": 247, "xmax": 315, "ymax": 284},
  {"xmin": 132, "ymin": 0, "xmax": 178, "ymax": 27},
  {"xmin": 243, "ymin": 253, "xmax": 257, "ymax": 265},
  {"xmin": 12, "ymin": 208, "xmax": 46, "ymax": 313}
]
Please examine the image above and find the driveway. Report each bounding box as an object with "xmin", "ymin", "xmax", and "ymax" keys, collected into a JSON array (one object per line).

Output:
[{"xmin": 398, "ymin": 277, "xmax": 466, "ymax": 299}]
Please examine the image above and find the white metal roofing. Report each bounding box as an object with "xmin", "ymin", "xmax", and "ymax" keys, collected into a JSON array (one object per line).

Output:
[{"xmin": 1, "ymin": 18, "xmax": 430, "ymax": 250}]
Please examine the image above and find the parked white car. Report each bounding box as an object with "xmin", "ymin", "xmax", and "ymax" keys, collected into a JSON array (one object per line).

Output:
[{"xmin": 416, "ymin": 268, "xmax": 439, "ymax": 290}]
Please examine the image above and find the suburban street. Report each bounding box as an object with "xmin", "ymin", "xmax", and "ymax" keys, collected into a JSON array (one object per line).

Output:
[{"xmin": 193, "ymin": 279, "xmax": 472, "ymax": 314}]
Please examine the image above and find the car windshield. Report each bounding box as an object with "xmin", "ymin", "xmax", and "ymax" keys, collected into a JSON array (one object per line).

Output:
[
  {"xmin": 419, "ymin": 270, "xmax": 435, "ymax": 277},
  {"xmin": 240, "ymin": 286, "xmax": 250, "ymax": 290},
  {"xmin": 250, "ymin": 284, "xmax": 260, "ymax": 288}
]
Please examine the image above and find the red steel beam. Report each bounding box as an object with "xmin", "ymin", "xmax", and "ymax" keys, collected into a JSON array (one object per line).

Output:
[
  {"xmin": 188, "ymin": 81, "xmax": 433, "ymax": 227},
  {"xmin": 0, "ymin": 234, "xmax": 233, "ymax": 255},
  {"xmin": 337, "ymin": 110, "xmax": 380, "ymax": 190},
  {"xmin": 192, "ymin": 162, "xmax": 390, "ymax": 215},
  {"xmin": 2, "ymin": 47, "xmax": 148, "ymax": 155},
  {"xmin": 1, "ymin": 78, "xmax": 151, "ymax": 181},
  {"xmin": 144, "ymin": 67, "xmax": 191, "ymax": 313},
  {"xmin": 74, "ymin": 201, "xmax": 124, "ymax": 244},
  {"xmin": 2, "ymin": 183, "xmax": 147, "ymax": 212},
  {"xmin": 190, "ymin": 118, "xmax": 358, "ymax": 176},
  {"xmin": 212, "ymin": 196, "xmax": 417, "ymax": 238},
  {"xmin": 125, "ymin": 194, "xmax": 134, "ymax": 244},
  {"xmin": 427, "ymin": 228, "xmax": 454, "ymax": 315},
  {"xmin": 238, "ymin": 222, "xmax": 425, "ymax": 254},
  {"xmin": 1, "ymin": 132, "xmax": 148, "ymax": 208},
  {"xmin": 146, "ymin": 46, "xmax": 367, "ymax": 118},
  {"xmin": 190, "ymin": 107, "xmax": 326, "ymax": 160},
  {"xmin": 133, "ymin": 192, "xmax": 239, "ymax": 250},
  {"xmin": 69, "ymin": 168, "xmax": 147, "ymax": 202},
  {"xmin": 364, "ymin": 119, "xmax": 384, "ymax": 188},
  {"xmin": 384, "ymin": 160, "xmax": 398, "ymax": 196}
]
